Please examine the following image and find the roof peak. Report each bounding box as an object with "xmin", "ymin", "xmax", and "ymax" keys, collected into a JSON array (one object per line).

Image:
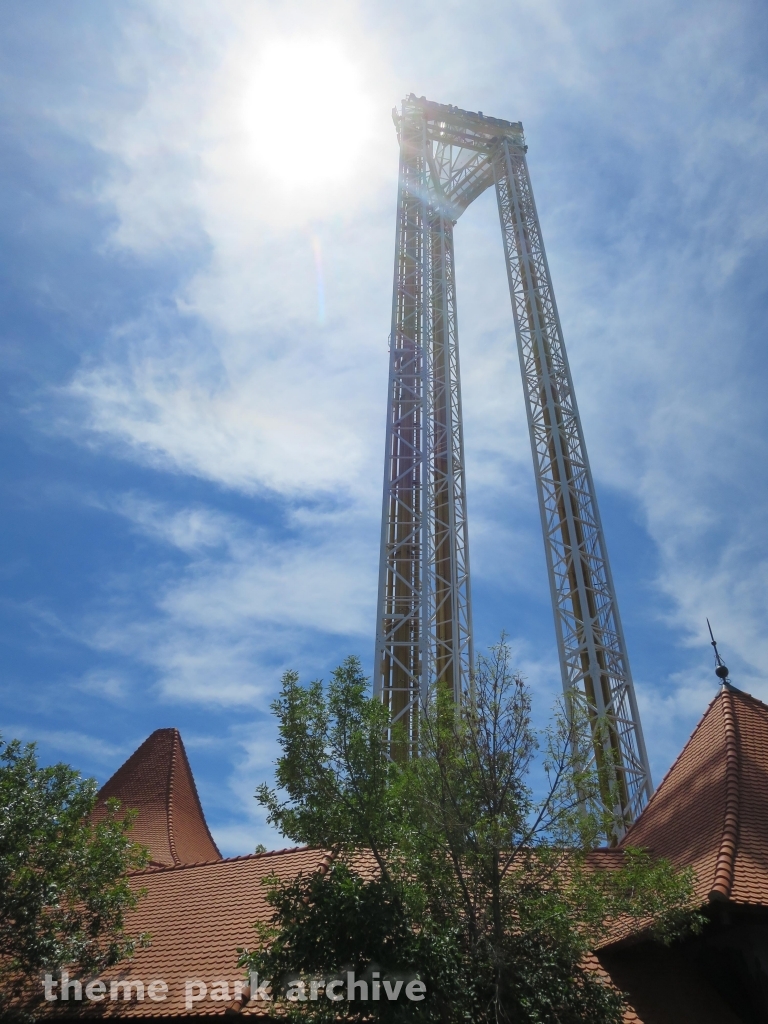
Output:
[
  {"xmin": 620, "ymin": 680, "xmax": 768, "ymax": 909},
  {"xmin": 93, "ymin": 727, "xmax": 221, "ymax": 867}
]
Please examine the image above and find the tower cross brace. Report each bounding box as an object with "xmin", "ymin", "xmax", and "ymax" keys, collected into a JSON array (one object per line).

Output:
[{"xmin": 374, "ymin": 94, "xmax": 653, "ymax": 834}]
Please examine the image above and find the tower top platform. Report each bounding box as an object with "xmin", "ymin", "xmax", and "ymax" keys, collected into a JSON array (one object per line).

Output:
[{"xmin": 393, "ymin": 93, "xmax": 525, "ymax": 151}]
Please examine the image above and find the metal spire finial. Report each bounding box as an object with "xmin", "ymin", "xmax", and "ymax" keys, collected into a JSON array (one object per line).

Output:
[{"xmin": 707, "ymin": 619, "xmax": 732, "ymax": 686}]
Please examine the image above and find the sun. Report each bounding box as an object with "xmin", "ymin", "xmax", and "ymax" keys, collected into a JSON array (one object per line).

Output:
[{"xmin": 242, "ymin": 37, "xmax": 374, "ymax": 192}]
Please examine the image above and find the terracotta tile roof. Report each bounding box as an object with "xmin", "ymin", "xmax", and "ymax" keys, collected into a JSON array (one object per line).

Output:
[
  {"xmin": 618, "ymin": 685, "xmax": 768, "ymax": 907},
  {"xmin": 30, "ymin": 691, "xmax": 768, "ymax": 1019},
  {"xmin": 41, "ymin": 845, "xmax": 645, "ymax": 1021},
  {"xmin": 46, "ymin": 847, "xmax": 334, "ymax": 1018},
  {"xmin": 92, "ymin": 728, "xmax": 221, "ymax": 868}
]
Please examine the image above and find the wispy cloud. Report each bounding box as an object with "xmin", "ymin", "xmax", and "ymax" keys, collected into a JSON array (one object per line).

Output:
[
  {"xmin": 0, "ymin": 725, "xmax": 125, "ymax": 765},
  {"xmin": 76, "ymin": 494, "xmax": 377, "ymax": 707},
  {"xmin": 75, "ymin": 668, "xmax": 134, "ymax": 705}
]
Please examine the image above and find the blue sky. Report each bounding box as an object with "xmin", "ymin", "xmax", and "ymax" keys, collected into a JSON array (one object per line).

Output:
[{"xmin": 2, "ymin": 0, "xmax": 768, "ymax": 854}]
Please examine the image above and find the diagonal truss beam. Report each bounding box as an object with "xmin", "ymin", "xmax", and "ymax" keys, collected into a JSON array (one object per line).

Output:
[{"xmin": 492, "ymin": 137, "xmax": 653, "ymax": 833}]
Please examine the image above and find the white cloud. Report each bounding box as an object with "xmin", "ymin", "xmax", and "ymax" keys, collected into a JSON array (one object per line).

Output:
[
  {"xmin": 0, "ymin": 725, "xmax": 125, "ymax": 765},
  {"xmin": 107, "ymin": 493, "xmax": 234, "ymax": 552},
  {"xmin": 65, "ymin": 304, "xmax": 388, "ymax": 499},
  {"xmin": 79, "ymin": 494, "xmax": 377, "ymax": 707},
  {"xmin": 76, "ymin": 669, "xmax": 133, "ymax": 705}
]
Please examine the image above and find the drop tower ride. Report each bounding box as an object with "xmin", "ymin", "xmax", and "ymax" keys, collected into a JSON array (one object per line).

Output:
[{"xmin": 374, "ymin": 95, "xmax": 653, "ymax": 835}]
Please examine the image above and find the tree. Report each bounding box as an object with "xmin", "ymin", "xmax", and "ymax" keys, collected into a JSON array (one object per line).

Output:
[
  {"xmin": 244, "ymin": 642, "xmax": 703, "ymax": 1024},
  {"xmin": 0, "ymin": 737, "xmax": 149, "ymax": 1015}
]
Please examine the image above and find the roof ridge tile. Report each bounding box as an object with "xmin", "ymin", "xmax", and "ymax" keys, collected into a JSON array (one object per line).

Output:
[
  {"xmin": 708, "ymin": 686, "xmax": 740, "ymax": 901},
  {"xmin": 128, "ymin": 845, "xmax": 326, "ymax": 876},
  {"xmin": 167, "ymin": 729, "xmax": 180, "ymax": 867}
]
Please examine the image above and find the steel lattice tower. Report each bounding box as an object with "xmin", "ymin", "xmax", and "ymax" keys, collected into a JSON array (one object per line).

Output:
[{"xmin": 375, "ymin": 94, "xmax": 653, "ymax": 832}]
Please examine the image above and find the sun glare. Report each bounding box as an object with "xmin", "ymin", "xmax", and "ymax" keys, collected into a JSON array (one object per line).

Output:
[{"xmin": 243, "ymin": 38, "xmax": 374, "ymax": 192}]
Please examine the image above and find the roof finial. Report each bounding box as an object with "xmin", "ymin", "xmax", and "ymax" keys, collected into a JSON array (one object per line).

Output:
[{"xmin": 707, "ymin": 619, "xmax": 732, "ymax": 687}]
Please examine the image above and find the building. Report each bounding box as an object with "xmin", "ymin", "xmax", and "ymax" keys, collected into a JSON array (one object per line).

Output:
[{"xmin": 38, "ymin": 684, "xmax": 768, "ymax": 1022}]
